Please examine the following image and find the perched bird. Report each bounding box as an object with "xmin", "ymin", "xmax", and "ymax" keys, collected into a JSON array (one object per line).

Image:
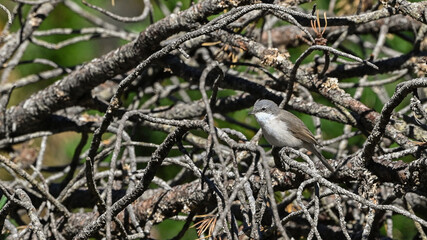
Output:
[{"xmin": 250, "ymin": 99, "xmax": 334, "ymax": 172}]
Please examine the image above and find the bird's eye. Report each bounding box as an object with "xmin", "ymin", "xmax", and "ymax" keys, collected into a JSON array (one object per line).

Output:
[{"xmin": 261, "ymin": 107, "xmax": 266, "ymax": 111}]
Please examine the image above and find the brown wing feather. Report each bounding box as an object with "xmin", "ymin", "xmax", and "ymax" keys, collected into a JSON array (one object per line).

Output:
[{"xmin": 278, "ymin": 110, "xmax": 318, "ymax": 145}]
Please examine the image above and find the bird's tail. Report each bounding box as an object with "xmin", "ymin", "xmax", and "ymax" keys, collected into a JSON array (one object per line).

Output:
[{"xmin": 305, "ymin": 144, "xmax": 335, "ymax": 172}]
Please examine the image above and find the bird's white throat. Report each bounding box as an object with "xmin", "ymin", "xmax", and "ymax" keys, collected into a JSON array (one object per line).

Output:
[{"xmin": 254, "ymin": 112, "xmax": 276, "ymax": 125}]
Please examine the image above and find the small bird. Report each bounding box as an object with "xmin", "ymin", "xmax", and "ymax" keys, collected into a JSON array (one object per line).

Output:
[{"xmin": 250, "ymin": 99, "xmax": 334, "ymax": 172}]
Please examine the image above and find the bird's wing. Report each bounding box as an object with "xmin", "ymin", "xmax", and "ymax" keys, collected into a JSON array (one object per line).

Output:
[{"xmin": 278, "ymin": 110, "xmax": 318, "ymax": 145}]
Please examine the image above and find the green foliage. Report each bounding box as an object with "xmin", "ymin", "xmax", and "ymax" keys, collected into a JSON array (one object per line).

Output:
[
  {"xmin": 380, "ymin": 215, "xmax": 417, "ymax": 240},
  {"xmin": 155, "ymin": 219, "xmax": 198, "ymax": 239},
  {"xmin": 0, "ymin": 195, "xmax": 7, "ymax": 210}
]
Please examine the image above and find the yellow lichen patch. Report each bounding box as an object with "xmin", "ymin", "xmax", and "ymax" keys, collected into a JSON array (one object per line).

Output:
[
  {"xmin": 153, "ymin": 211, "xmax": 165, "ymax": 223},
  {"xmin": 321, "ymin": 77, "xmax": 340, "ymax": 90},
  {"xmin": 261, "ymin": 48, "xmax": 290, "ymax": 66},
  {"xmin": 412, "ymin": 56, "xmax": 427, "ymax": 77},
  {"xmin": 182, "ymin": 204, "xmax": 191, "ymax": 214}
]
